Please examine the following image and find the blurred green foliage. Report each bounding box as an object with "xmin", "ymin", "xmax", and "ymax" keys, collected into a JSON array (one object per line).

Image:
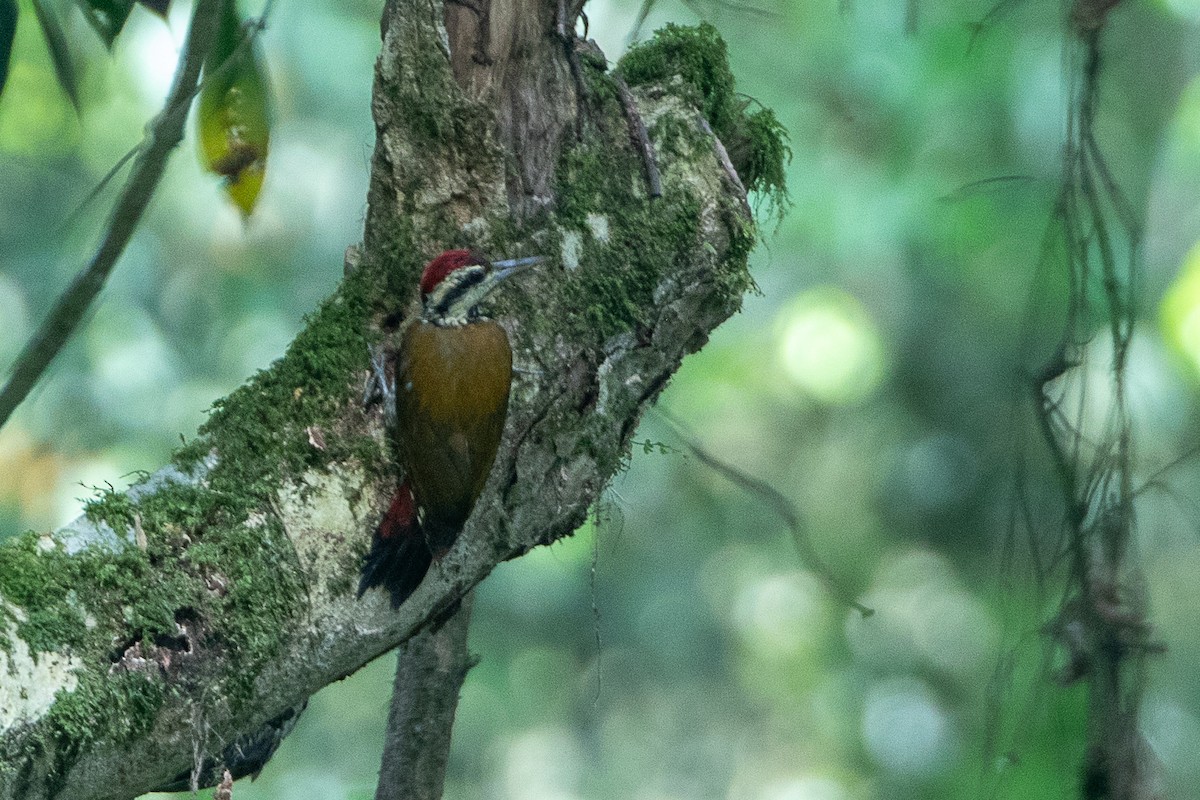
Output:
[{"xmin": 3, "ymin": 0, "xmax": 1200, "ymax": 798}]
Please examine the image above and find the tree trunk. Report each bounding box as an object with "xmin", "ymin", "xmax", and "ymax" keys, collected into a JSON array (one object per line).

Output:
[
  {"xmin": 373, "ymin": 597, "xmax": 474, "ymax": 800},
  {"xmin": 0, "ymin": 1, "xmax": 762, "ymax": 797}
]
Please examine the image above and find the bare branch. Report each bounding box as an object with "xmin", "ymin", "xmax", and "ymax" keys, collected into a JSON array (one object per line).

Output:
[
  {"xmin": 615, "ymin": 76, "xmax": 663, "ymax": 198},
  {"xmin": 658, "ymin": 409, "xmax": 872, "ymax": 618},
  {"xmin": 374, "ymin": 600, "xmax": 475, "ymax": 800},
  {"xmin": 0, "ymin": 0, "xmax": 271, "ymax": 432}
]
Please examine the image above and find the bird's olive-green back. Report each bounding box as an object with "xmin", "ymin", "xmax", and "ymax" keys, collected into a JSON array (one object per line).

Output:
[{"xmin": 395, "ymin": 320, "xmax": 513, "ymax": 546}]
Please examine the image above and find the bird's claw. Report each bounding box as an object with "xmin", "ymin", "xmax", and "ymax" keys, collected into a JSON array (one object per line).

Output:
[{"xmin": 364, "ymin": 344, "xmax": 397, "ymax": 427}]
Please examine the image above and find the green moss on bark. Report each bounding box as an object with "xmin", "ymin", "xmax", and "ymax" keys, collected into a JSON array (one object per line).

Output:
[
  {"xmin": 619, "ymin": 23, "xmax": 738, "ymax": 132},
  {"xmin": 44, "ymin": 672, "xmax": 167, "ymax": 796},
  {"xmin": 555, "ymin": 141, "xmax": 704, "ymax": 341},
  {"xmin": 618, "ymin": 22, "xmax": 791, "ymax": 217},
  {"xmin": 175, "ymin": 275, "xmax": 380, "ymax": 499},
  {"xmin": 0, "ymin": 522, "xmax": 192, "ymax": 786},
  {"xmin": 0, "ymin": 21, "xmax": 772, "ymax": 792},
  {"xmin": 0, "ymin": 263, "xmax": 391, "ymax": 784}
]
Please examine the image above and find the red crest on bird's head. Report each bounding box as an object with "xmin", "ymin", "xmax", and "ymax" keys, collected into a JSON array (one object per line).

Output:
[{"xmin": 420, "ymin": 250, "xmax": 487, "ymax": 297}]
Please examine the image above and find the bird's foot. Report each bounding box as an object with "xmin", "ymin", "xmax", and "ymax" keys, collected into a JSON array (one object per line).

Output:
[{"xmin": 363, "ymin": 344, "xmax": 397, "ymax": 428}]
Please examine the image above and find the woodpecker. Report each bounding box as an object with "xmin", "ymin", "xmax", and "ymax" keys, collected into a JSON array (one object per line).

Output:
[{"xmin": 359, "ymin": 249, "xmax": 537, "ymax": 608}]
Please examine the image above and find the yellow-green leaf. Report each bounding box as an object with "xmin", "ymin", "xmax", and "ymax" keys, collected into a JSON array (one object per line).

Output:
[{"xmin": 197, "ymin": 0, "xmax": 270, "ymax": 217}]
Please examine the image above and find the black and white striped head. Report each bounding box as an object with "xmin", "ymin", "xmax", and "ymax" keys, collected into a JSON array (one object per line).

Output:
[{"xmin": 419, "ymin": 250, "xmax": 539, "ymax": 325}]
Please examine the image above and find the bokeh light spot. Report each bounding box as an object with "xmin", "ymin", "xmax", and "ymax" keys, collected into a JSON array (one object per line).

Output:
[
  {"xmin": 775, "ymin": 288, "xmax": 884, "ymax": 404},
  {"xmin": 126, "ymin": 8, "xmax": 185, "ymax": 102},
  {"xmin": 1144, "ymin": 695, "xmax": 1200, "ymax": 771},
  {"xmin": 503, "ymin": 727, "xmax": 583, "ymax": 800},
  {"xmin": 733, "ymin": 572, "xmax": 825, "ymax": 658},
  {"xmin": 756, "ymin": 775, "xmax": 847, "ymax": 800},
  {"xmin": 0, "ymin": 61, "xmax": 76, "ymax": 154},
  {"xmin": 0, "ymin": 427, "xmax": 63, "ymax": 526},
  {"xmin": 0, "ymin": 274, "xmax": 31, "ymax": 365},
  {"xmin": 1160, "ymin": 0, "xmax": 1200, "ymax": 24},
  {"xmin": 1161, "ymin": 241, "xmax": 1200, "ymax": 375},
  {"xmin": 862, "ymin": 677, "xmax": 954, "ymax": 776},
  {"xmin": 219, "ymin": 313, "xmax": 297, "ymax": 380},
  {"xmin": 87, "ymin": 309, "xmax": 182, "ymax": 432}
]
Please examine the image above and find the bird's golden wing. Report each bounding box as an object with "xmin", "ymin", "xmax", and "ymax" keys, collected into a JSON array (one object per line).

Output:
[{"xmin": 396, "ymin": 321, "xmax": 513, "ymax": 545}]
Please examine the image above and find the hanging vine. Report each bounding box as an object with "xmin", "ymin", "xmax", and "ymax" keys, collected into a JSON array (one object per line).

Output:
[{"xmin": 1028, "ymin": 2, "xmax": 1161, "ymax": 797}]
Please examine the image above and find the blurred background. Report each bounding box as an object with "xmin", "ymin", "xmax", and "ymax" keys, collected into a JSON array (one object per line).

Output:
[{"xmin": 4, "ymin": 0, "xmax": 1200, "ymax": 797}]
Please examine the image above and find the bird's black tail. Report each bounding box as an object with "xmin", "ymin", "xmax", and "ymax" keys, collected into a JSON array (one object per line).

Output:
[{"xmin": 358, "ymin": 482, "xmax": 432, "ymax": 609}]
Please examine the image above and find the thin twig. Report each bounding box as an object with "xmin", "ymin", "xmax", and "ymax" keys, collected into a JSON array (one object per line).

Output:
[
  {"xmin": 58, "ymin": 145, "xmax": 140, "ymax": 232},
  {"xmin": 614, "ymin": 76, "xmax": 662, "ymax": 198},
  {"xmin": 626, "ymin": 0, "xmax": 655, "ymax": 45},
  {"xmin": 1026, "ymin": 20, "xmax": 1153, "ymax": 799},
  {"xmin": 656, "ymin": 408, "xmax": 873, "ymax": 617},
  {"xmin": 697, "ymin": 115, "xmax": 747, "ymax": 197},
  {"xmin": 905, "ymin": 0, "xmax": 919, "ymax": 35},
  {"xmin": 967, "ymin": 0, "xmax": 1029, "ymax": 54},
  {"xmin": 937, "ymin": 174, "xmax": 1038, "ymax": 204}
]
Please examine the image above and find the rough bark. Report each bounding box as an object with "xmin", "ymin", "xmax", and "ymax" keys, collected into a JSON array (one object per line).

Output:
[
  {"xmin": 0, "ymin": 1, "xmax": 757, "ymax": 797},
  {"xmin": 374, "ymin": 599, "xmax": 474, "ymax": 800}
]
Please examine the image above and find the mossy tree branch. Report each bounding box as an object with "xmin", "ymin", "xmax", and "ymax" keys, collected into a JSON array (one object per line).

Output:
[{"xmin": 0, "ymin": 3, "xmax": 781, "ymax": 799}]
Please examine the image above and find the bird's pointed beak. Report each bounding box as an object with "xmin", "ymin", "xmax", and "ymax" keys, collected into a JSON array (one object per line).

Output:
[{"xmin": 489, "ymin": 255, "xmax": 543, "ymax": 282}]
